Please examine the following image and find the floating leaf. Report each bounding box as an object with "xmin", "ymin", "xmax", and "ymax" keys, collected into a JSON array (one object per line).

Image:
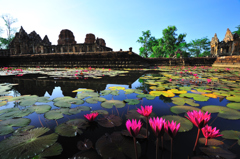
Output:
[
  {"xmin": 0, "ymin": 96, "xmax": 13, "ymax": 101},
  {"xmin": 226, "ymin": 96, "xmax": 240, "ymax": 102},
  {"xmin": 199, "ymin": 146, "xmax": 236, "ymax": 159},
  {"xmin": 179, "ymin": 93, "xmax": 209, "ymax": 102},
  {"xmin": 13, "ymin": 125, "xmax": 35, "ymax": 136},
  {"xmin": 36, "ymin": 142, "xmax": 63, "ymax": 158},
  {"xmin": 161, "ymin": 115, "xmax": 193, "ymax": 132},
  {"xmin": 77, "ymin": 139, "xmax": 92, "ymax": 151},
  {"xmin": 0, "ymin": 118, "xmax": 31, "ymax": 135},
  {"xmin": 108, "ymin": 86, "xmax": 125, "ymax": 90},
  {"xmin": 226, "ymin": 103, "xmax": 240, "ymax": 110},
  {"xmin": 55, "ymin": 119, "xmax": 87, "ymax": 137},
  {"xmin": 95, "ymin": 132, "xmax": 141, "ymax": 159},
  {"xmin": 179, "ymin": 86, "xmax": 192, "ymax": 91},
  {"xmin": 54, "ymin": 98, "xmax": 84, "ymax": 108},
  {"xmin": 221, "ymin": 130, "xmax": 240, "ymax": 142},
  {"xmin": 100, "ymin": 90, "xmax": 111, "ymax": 96},
  {"xmin": 202, "ymin": 105, "xmax": 240, "ymax": 120},
  {"xmin": 69, "ymin": 106, "xmax": 91, "ymax": 114},
  {"xmin": 92, "ymin": 110, "xmax": 109, "ymax": 115},
  {"xmin": 198, "ymin": 138, "xmax": 224, "ymax": 146},
  {"xmin": 44, "ymin": 108, "xmax": 70, "ymax": 120},
  {"xmin": 77, "ymin": 92, "xmax": 99, "ymax": 99},
  {"xmin": 170, "ymin": 106, "xmax": 202, "ymax": 114},
  {"xmin": 86, "ymin": 97, "xmax": 106, "ymax": 104},
  {"xmin": 149, "ymin": 91, "xmax": 162, "ymax": 96},
  {"xmin": 37, "ymin": 97, "xmax": 52, "ymax": 103},
  {"xmin": 0, "ymin": 101, "xmax": 7, "ymax": 107},
  {"xmin": 136, "ymin": 94, "xmax": 155, "ymax": 100},
  {"xmin": 171, "ymin": 97, "xmax": 199, "ymax": 106},
  {"xmin": 28, "ymin": 105, "xmax": 51, "ymax": 114},
  {"xmin": 196, "ymin": 89, "xmax": 212, "ymax": 93},
  {"xmin": 72, "ymin": 89, "xmax": 94, "ymax": 93},
  {"xmin": 124, "ymin": 99, "xmax": 140, "ymax": 105},
  {"xmin": 101, "ymin": 100, "xmax": 125, "ymax": 109},
  {"xmin": 0, "ymin": 127, "xmax": 58, "ymax": 159},
  {"xmin": 97, "ymin": 114, "xmax": 122, "ymax": 128},
  {"xmin": 202, "ymin": 93, "xmax": 218, "ymax": 98}
]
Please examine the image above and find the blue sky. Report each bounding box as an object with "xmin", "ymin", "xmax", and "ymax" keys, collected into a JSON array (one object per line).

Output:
[{"xmin": 0, "ymin": 0, "xmax": 239, "ymax": 54}]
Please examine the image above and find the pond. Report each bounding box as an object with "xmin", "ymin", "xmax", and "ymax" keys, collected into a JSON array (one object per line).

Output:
[{"xmin": 0, "ymin": 66, "xmax": 240, "ymax": 159}]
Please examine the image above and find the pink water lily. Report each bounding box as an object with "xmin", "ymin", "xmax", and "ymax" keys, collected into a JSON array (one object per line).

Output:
[
  {"xmin": 165, "ymin": 120, "xmax": 180, "ymax": 138},
  {"xmin": 185, "ymin": 110, "xmax": 211, "ymax": 151},
  {"xmin": 169, "ymin": 79, "xmax": 172, "ymax": 82},
  {"xmin": 126, "ymin": 119, "xmax": 142, "ymax": 137},
  {"xmin": 84, "ymin": 112, "xmax": 99, "ymax": 121},
  {"xmin": 186, "ymin": 110, "xmax": 211, "ymax": 129},
  {"xmin": 202, "ymin": 125, "xmax": 223, "ymax": 145},
  {"xmin": 149, "ymin": 117, "xmax": 167, "ymax": 137},
  {"xmin": 207, "ymin": 79, "xmax": 211, "ymax": 84},
  {"xmin": 136, "ymin": 105, "xmax": 152, "ymax": 117}
]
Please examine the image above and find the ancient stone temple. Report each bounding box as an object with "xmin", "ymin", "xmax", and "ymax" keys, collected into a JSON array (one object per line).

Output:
[
  {"xmin": 210, "ymin": 28, "xmax": 240, "ymax": 57},
  {"xmin": 3, "ymin": 27, "xmax": 112, "ymax": 55}
]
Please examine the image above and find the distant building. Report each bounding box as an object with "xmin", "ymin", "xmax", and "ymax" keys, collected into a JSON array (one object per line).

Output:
[
  {"xmin": 210, "ymin": 28, "xmax": 240, "ymax": 57},
  {"xmin": 0, "ymin": 26, "xmax": 112, "ymax": 55}
]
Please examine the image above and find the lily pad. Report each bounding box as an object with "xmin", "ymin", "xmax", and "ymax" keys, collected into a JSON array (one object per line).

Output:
[
  {"xmin": 136, "ymin": 94, "xmax": 156, "ymax": 100},
  {"xmin": 28, "ymin": 105, "xmax": 51, "ymax": 114},
  {"xmin": 124, "ymin": 99, "xmax": 140, "ymax": 105},
  {"xmin": 86, "ymin": 97, "xmax": 106, "ymax": 104},
  {"xmin": 72, "ymin": 89, "xmax": 94, "ymax": 93},
  {"xmin": 69, "ymin": 106, "xmax": 91, "ymax": 114},
  {"xmin": 161, "ymin": 115, "xmax": 193, "ymax": 132},
  {"xmin": 0, "ymin": 101, "xmax": 7, "ymax": 107},
  {"xmin": 35, "ymin": 142, "xmax": 63, "ymax": 158},
  {"xmin": 44, "ymin": 108, "xmax": 71, "ymax": 120},
  {"xmin": 13, "ymin": 125, "xmax": 35, "ymax": 136},
  {"xmin": 123, "ymin": 89, "xmax": 143, "ymax": 94},
  {"xmin": 77, "ymin": 92, "xmax": 99, "ymax": 99},
  {"xmin": 95, "ymin": 132, "xmax": 141, "ymax": 159},
  {"xmin": 0, "ymin": 127, "xmax": 58, "ymax": 159},
  {"xmin": 55, "ymin": 119, "xmax": 87, "ymax": 137},
  {"xmin": 170, "ymin": 106, "xmax": 202, "ymax": 114},
  {"xmin": 101, "ymin": 100, "xmax": 125, "ymax": 109},
  {"xmin": 199, "ymin": 146, "xmax": 236, "ymax": 159},
  {"xmin": 92, "ymin": 110, "xmax": 109, "ymax": 115},
  {"xmin": 226, "ymin": 96, "xmax": 240, "ymax": 102},
  {"xmin": 171, "ymin": 97, "xmax": 199, "ymax": 106},
  {"xmin": 226, "ymin": 103, "xmax": 240, "ymax": 110},
  {"xmin": 97, "ymin": 114, "xmax": 122, "ymax": 128},
  {"xmin": 54, "ymin": 98, "xmax": 84, "ymax": 108},
  {"xmin": 202, "ymin": 105, "xmax": 240, "ymax": 120},
  {"xmin": 179, "ymin": 93, "xmax": 209, "ymax": 102},
  {"xmin": 0, "ymin": 118, "xmax": 31, "ymax": 135},
  {"xmin": 221, "ymin": 130, "xmax": 240, "ymax": 145},
  {"xmin": 199, "ymin": 138, "xmax": 224, "ymax": 146},
  {"xmin": 108, "ymin": 86, "xmax": 125, "ymax": 90}
]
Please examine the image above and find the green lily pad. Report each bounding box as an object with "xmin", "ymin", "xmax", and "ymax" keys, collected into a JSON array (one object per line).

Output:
[
  {"xmin": 77, "ymin": 92, "xmax": 99, "ymax": 99},
  {"xmin": 97, "ymin": 114, "xmax": 122, "ymax": 128},
  {"xmin": 37, "ymin": 97, "xmax": 52, "ymax": 103},
  {"xmin": 0, "ymin": 118, "xmax": 31, "ymax": 135},
  {"xmin": 13, "ymin": 125, "xmax": 35, "ymax": 136},
  {"xmin": 95, "ymin": 132, "xmax": 141, "ymax": 159},
  {"xmin": 92, "ymin": 110, "xmax": 109, "ymax": 115},
  {"xmin": 199, "ymin": 146, "xmax": 236, "ymax": 159},
  {"xmin": 72, "ymin": 89, "xmax": 94, "ymax": 93},
  {"xmin": 101, "ymin": 100, "xmax": 125, "ymax": 109},
  {"xmin": 136, "ymin": 94, "xmax": 156, "ymax": 100},
  {"xmin": 0, "ymin": 127, "xmax": 58, "ymax": 159},
  {"xmin": 44, "ymin": 108, "xmax": 70, "ymax": 120},
  {"xmin": 19, "ymin": 98, "xmax": 38, "ymax": 106},
  {"xmin": 0, "ymin": 108, "xmax": 33, "ymax": 120},
  {"xmin": 179, "ymin": 93, "xmax": 209, "ymax": 102},
  {"xmin": 170, "ymin": 106, "xmax": 202, "ymax": 114},
  {"xmin": 28, "ymin": 105, "xmax": 51, "ymax": 114},
  {"xmin": 202, "ymin": 105, "xmax": 240, "ymax": 120},
  {"xmin": 86, "ymin": 97, "xmax": 106, "ymax": 104},
  {"xmin": 124, "ymin": 99, "xmax": 140, "ymax": 105},
  {"xmin": 221, "ymin": 130, "xmax": 240, "ymax": 143},
  {"xmin": 54, "ymin": 98, "xmax": 84, "ymax": 108},
  {"xmin": 123, "ymin": 89, "xmax": 143, "ymax": 94},
  {"xmin": 69, "ymin": 106, "xmax": 91, "ymax": 114},
  {"xmin": 0, "ymin": 107, "xmax": 19, "ymax": 115},
  {"xmin": 171, "ymin": 97, "xmax": 199, "ymax": 106},
  {"xmin": 196, "ymin": 89, "xmax": 212, "ymax": 93},
  {"xmin": 0, "ymin": 101, "xmax": 7, "ymax": 107},
  {"xmin": 0, "ymin": 96, "xmax": 13, "ymax": 101},
  {"xmin": 100, "ymin": 90, "xmax": 111, "ymax": 96},
  {"xmin": 226, "ymin": 103, "xmax": 240, "ymax": 110},
  {"xmin": 179, "ymin": 86, "xmax": 192, "ymax": 91},
  {"xmin": 226, "ymin": 96, "xmax": 240, "ymax": 102},
  {"xmin": 34, "ymin": 142, "xmax": 63, "ymax": 158},
  {"xmin": 198, "ymin": 138, "xmax": 224, "ymax": 146},
  {"xmin": 55, "ymin": 119, "xmax": 87, "ymax": 137},
  {"xmin": 161, "ymin": 115, "xmax": 193, "ymax": 132}
]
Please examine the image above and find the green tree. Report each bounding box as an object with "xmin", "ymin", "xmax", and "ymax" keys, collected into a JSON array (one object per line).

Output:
[
  {"xmin": 137, "ymin": 30, "xmax": 158, "ymax": 58},
  {"xmin": 232, "ymin": 25, "xmax": 240, "ymax": 36},
  {"xmin": 188, "ymin": 37, "xmax": 210, "ymax": 57},
  {"xmin": 149, "ymin": 26, "xmax": 187, "ymax": 58},
  {"xmin": 0, "ymin": 14, "xmax": 17, "ymax": 49}
]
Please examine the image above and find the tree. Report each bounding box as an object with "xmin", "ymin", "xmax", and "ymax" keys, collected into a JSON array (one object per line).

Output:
[
  {"xmin": 188, "ymin": 37, "xmax": 210, "ymax": 57},
  {"xmin": 137, "ymin": 30, "xmax": 158, "ymax": 58},
  {"xmin": 232, "ymin": 25, "xmax": 240, "ymax": 36},
  {"xmin": 0, "ymin": 14, "xmax": 17, "ymax": 49},
  {"xmin": 149, "ymin": 26, "xmax": 187, "ymax": 58}
]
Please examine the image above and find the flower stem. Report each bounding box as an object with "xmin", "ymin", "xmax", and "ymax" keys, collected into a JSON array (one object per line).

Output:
[
  {"xmin": 170, "ymin": 138, "xmax": 173, "ymax": 159},
  {"xmin": 133, "ymin": 137, "xmax": 138, "ymax": 159},
  {"xmin": 156, "ymin": 137, "xmax": 159, "ymax": 159},
  {"xmin": 205, "ymin": 138, "xmax": 208, "ymax": 146},
  {"xmin": 146, "ymin": 116, "xmax": 148, "ymax": 138},
  {"xmin": 161, "ymin": 136, "xmax": 163, "ymax": 150},
  {"xmin": 193, "ymin": 128, "xmax": 200, "ymax": 151}
]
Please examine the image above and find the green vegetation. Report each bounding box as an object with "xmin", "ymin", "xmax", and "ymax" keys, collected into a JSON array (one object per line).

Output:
[
  {"xmin": 232, "ymin": 25, "xmax": 240, "ymax": 36},
  {"xmin": 0, "ymin": 14, "xmax": 18, "ymax": 49}
]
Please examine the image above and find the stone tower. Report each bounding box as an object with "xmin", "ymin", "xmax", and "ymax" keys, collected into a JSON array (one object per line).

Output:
[{"xmin": 58, "ymin": 29, "xmax": 76, "ymax": 45}]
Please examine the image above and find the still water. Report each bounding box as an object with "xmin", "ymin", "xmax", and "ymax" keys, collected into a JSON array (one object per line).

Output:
[{"xmin": 0, "ymin": 69, "xmax": 239, "ymax": 159}]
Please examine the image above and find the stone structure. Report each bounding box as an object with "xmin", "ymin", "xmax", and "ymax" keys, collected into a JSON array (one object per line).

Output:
[
  {"xmin": 210, "ymin": 28, "xmax": 240, "ymax": 57},
  {"xmin": 57, "ymin": 29, "xmax": 76, "ymax": 45},
  {"xmin": 0, "ymin": 27, "xmax": 112, "ymax": 56}
]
